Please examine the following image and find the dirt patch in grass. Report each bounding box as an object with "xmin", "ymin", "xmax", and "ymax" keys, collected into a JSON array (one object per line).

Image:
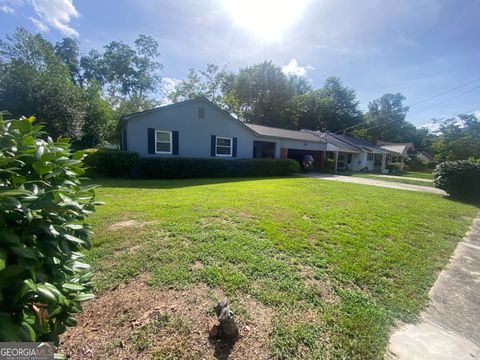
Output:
[
  {"xmin": 297, "ymin": 264, "xmax": 340, "ymax": 305},
  {"xmin": 107, "ymin": 220, "xmax": 157, "ymax": 231},
  {"xmin": 59, "ymin": 274, "xmax": 273, "ymax": 359}
]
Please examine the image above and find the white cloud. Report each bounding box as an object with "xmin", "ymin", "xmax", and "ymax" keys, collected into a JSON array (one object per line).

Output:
[
  {"xmin": 282, "ymin": 58, "xmax": 309, "ymax": 76},
  {"xmin": 30, "ymin": 0, "xmax": 80, "ymax": 37},
  {"xmin": 29, "ymin": 16, "xmax": 49, "ymax": 32},
  {"xmin": 160, "ymin": 77, "xmax": 182, "ymax": 104},
  {"xmin": 0, "ymin": 4, "xmax": 15, "ymax": 13}
]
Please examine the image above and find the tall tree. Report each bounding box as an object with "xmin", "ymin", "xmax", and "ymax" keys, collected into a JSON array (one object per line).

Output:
[
  {"xmin": 0, "ymin": 28, "xmax": 85, "ymax": 140},
  {"xmin": 80, "ymin": 35, "xmax": 162, "ymax": 106},
  {"xmin": 298, "ymin": 77, "xmax": 362, "ymax": 131},
  {"xmin": 225, "ymin": 61, "xmax": 299, "ymax": 128},
  {"xmin": 431, "ymin": 114, "xmax": 480, "ymax": 160},
  {"xmin": 54, "ymin": 38, "xmax": 81, "ymax": 84},
  {"xmin": 168, "ymin": 63, "xmax": 229, "ymax": 105},
  {"xmin": 363, "ymin": 93, "xmax": 410, "ymax": 142}
]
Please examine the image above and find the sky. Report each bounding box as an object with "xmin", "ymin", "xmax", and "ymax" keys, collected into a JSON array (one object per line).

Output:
[{"xmin": 1, "ymin": 0, "xmax": 479, "ymax": 128}]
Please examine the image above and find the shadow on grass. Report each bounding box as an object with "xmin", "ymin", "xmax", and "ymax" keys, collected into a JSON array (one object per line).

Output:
[{"xmin": 84, "ymin": 175, "xmax": 298, "ymax": 190}]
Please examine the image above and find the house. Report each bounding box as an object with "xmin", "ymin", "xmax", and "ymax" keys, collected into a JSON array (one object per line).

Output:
[
  {"xmin": 378, "ymin": 141, "xmax": 416, "ymax": 169},
  {"xmin": 119, "ymin": 97, "xmax": 335, "ymax": 164},
  {"xmin": 119, "ymin": 97, "xmax": 397, "ymax": 173},
  {"xmin": 310, "ymin": 132, "xmax": 392, "ymax": 172}
]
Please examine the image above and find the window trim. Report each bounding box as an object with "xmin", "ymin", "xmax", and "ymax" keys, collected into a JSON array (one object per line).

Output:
[
  {"xmin": 155, "ymin": 130, "xmax": 172, "ymax": 154},
  {"xmin": 215, "ymin": 136, "xmax": 233, "ymax": 157}
]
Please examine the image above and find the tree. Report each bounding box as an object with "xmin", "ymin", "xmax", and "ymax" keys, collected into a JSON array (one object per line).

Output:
[
  {"xmin": 362, "ymin": 93, "xmax": 410, "ymax": 142},
  {"xmin": 55, "ymin": 38, "xmax": 81, "ymax": 84},
  {"xmin": 298, "ymin": 77, "xmax": 362, "ymax": 131},
  {"xmin": 0, "ymin": 28, "xmax": 85, "ymax": 140},
  {"xmin": 80, "ymin": 35, "xmax": 162, "ymax": 103},
  {"xmin": 79, "ymin": 81, "xmax": 116, "ymax": 148},
  {"xmin": 431, "ymin": 114, "xmax": 480, "ymax": 160},
  {"xmin": 168, "ymin": 63, "xmax": 229, "ymax": 105},
  {"xmin": 225, "ymin": 61, "xmax": 299, "ymax": 128}
]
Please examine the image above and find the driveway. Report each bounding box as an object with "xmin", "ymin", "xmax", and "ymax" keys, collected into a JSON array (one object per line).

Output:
[
  {"xmin": 387, "ymin": 215, "xmax": 480, "ymax": 359},
  {"xmin": 302, "ymin": 173, "xmax": 446, "ymax": 195}
]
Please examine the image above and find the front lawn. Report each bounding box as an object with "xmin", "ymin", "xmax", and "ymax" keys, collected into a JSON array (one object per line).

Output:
[
  {"xmin": 349, "ymin": 173, "xmax": 434, "ymax": 187},
  {"xmin": 59, "ymin": 177, "xmax": 478, "ymax": 359},
  {"xmin": 391, "ymin": 171, "xmax": 434, "ymax": 180}
]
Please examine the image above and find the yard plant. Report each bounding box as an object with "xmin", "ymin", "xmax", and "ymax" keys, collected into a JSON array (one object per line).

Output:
[
  {"xmin": 434, "ymin": 160, "xmax": 480, "ymax": 200},
  {"xmin": 0, "ymin": 116, "xmax": 99, "ymax": 343}
]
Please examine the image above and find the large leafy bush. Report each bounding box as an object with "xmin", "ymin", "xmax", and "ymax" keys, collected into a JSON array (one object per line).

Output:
[
  {"xmin": 434, "ymin": 160, "xmax": 480, "ymax": 200},
  {"xmin": 0, "ymin": 116, "xmax": 99, "ymax": 343}
]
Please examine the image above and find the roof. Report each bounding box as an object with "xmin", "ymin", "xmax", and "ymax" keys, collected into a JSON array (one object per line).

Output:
[
  {"xmin": 245, "ymin": 124, "xmax": 326, "ymax": 142},
  {"xmin": 122, "ymin": 97, "xmax": 326, "ymax": 143},
  {"xmin": 378, "ymin": 142, "xmax": 415, "ymax": 156},
  {"xmin": 308, "ymin": 132, "xmax": 389, "ymax": 153}
]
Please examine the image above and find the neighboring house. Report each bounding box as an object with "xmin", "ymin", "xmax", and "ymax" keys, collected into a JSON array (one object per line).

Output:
[
  {"xmin": 304, "ymin": 131, "xmax": 392, "ymax": 172},
  {"xmin": 378, "ymin": 141, "xmax": 415, "ymax": 161},
  {"xmin": 119, "ymin": 97, "xmax": 333, "ymax": 163},
  {"xmin": 417, "ymin": 151, "xmax": 435, "ymax": 162}
]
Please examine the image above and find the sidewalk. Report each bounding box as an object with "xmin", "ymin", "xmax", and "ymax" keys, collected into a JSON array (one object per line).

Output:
[
  {"xmin": 387, "ymin": 216, "xmax": 480, "ymax": 359},
  {"xmin": 301, "ymin": 173, "xmax": 445, "ymax": 195}
]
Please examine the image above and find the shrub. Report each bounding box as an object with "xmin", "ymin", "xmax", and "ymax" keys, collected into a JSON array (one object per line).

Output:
[
  {"xmin": 0, "ymin": 116, "xmax": 99, "ymax": 344},
  {"xmin": 386, "ymin": 162, "xmax": 403, "ymax": 172},
  {"xmin": 405, "ymin": 158, "xmax": 427, "ymax": 171},
  {"xmin": 84, "ymin": 148, "xmax": 139, "ymax": 177},
  {"xmin": 434, "ymin": 160, "xmax": 480, "ymax": 200},
  {"xmin": 138, "ymin": 157, "xmax": 299, "ymax": 179}
]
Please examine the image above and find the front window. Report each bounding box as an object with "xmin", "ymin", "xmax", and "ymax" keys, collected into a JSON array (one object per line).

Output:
[
  {"xmin": 155, "ymin": 130, "xmax": 172, "ymax": 154},
  {"xmin": 367, "ymin": 153, "xmax": 374, "ymax": 161},
  {"xmin": 347, "ymin": 154, "xmax": 352, "ymax": 164},
  {"xmin": 216, "ymin": 136, "xmax": 232, "ymax": 156}
]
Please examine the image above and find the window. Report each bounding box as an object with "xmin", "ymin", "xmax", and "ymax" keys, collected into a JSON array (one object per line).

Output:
[
  {"xmin": 347, "ymin": 153, "xmax": 352, "ymax": 164},
  {"xmin": 198, "ymin": 108, "xmax": 205, "ymax": 119},
  {"xmin": 155, "ymin": 130, "xmax": 172, "ymax": 154},
  {"xmin": 367, "ymin": 153, "xmax": 374, "ymax": 161},
  {"xmin": 215, "ymin": 136, "xmax": 232, "ymax": 156}
]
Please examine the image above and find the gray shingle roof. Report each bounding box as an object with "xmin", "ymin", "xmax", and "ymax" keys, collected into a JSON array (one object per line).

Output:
[{"xmin": 246, "ymin": 124, "xmax": 326, "ymax": 142}]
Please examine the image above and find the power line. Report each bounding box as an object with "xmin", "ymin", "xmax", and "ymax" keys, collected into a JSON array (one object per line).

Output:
[
  {"xmin": 407, "ymin": 77, "xmax": 480, "ymax": 107},
  {"xmin": 407, "ymin": 84, "xmax": 480, "ymax": 117},
  {"xmin": 334, "ymin": 77, "xmax": 480, "ymax": 134}
]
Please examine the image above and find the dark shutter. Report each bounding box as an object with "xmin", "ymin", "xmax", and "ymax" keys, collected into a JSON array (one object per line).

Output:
[
  {"xmin": 172, "ymin": 131, "xmax": 179, "ymax": 155},
  {"xmin": 148, "ymin": 128, "xmax": 155, "ymax": 154},
  {"xmin": 123, "ymin": 128, "xmax": 127, "ymax": 151},
  {"xmin": 232, "ymin": 137, "xmax": 237, "ymax": 157},
  {"xmin": 211, "ymin": 135, "xmax": 216, "ymax": 157}
]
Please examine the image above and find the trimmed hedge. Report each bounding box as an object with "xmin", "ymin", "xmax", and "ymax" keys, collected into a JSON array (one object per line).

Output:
[
  {"xmin": 138, "ymin": 157, "xmax": 300, "ymax": 179},
  {"xmin": 85, "ymin": 149, "xmax": 300, "ymax": 178},
  {"xmin": 434, "ymin": 160, "xmax": 480, "ymax": 200},
  {"xmin": 84, "ymin": 149, "xmax": 140, "ymax": 177}
]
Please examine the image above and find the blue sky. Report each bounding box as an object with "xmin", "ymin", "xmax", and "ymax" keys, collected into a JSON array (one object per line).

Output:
[{"xmin": 1, "ymin": 0, "xmax": 479, "ymax": 128}]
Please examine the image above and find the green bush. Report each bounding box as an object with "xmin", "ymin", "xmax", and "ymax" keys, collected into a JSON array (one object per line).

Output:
[
  {"xmin": 138, "ymin": 157, "xmax": 300, "ymax": 179},
  {"xmin": 386, "ymin": 162, "xmax": 403, "ymax": 172},
  {"xmin": 84, "ymin": 148, "xmax": 139, "ymax": 177},
  {"xmin": 0, "ymin": 116, "xmax": 99, "ymax": 344},
  {"xmin": 405, "ymin": 158, "xmax": 427, "ymax": 171},
  {"xmin": 434, "ymin": 160, "xmax": 480, "ymax": 200}
]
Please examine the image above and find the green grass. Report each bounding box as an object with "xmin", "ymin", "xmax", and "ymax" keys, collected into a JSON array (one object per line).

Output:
[
  {"xmin": 85, "ymin": 177, "xmax": 477, "ymax": 359},
  {"xmin": 348, "ymin": 174, "xmax": 434, "ymax": 187},
  {"xmin": 391, "ymin": 171, "xmax": 434, "ymax": 180}
]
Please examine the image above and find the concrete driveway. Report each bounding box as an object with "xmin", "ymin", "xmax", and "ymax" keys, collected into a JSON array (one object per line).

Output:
[
  {"xmin": 387, "ymin": 216, "xmax": 480, "ymax": 359},
  {"xmin": 302, "ymin": 173, "xmax": 446, "ymax": 195}
]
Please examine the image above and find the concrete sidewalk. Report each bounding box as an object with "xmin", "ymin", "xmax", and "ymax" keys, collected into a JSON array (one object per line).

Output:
[
  {"xmin": 365, "ymin": 174, "xmax": 432, "ymax": 183},
  {"xmin": 387, "ymin": 216, "xmax": 480, "ymax": 359},
  {"xmin": 301, "ymin": 173, "xmax": 445, "ymax": 195}
]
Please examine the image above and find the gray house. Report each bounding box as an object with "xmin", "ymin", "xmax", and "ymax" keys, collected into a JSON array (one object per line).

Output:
[{"xmin": 119, "ymin": 97, "xmax": 334, "ymax": 163}]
